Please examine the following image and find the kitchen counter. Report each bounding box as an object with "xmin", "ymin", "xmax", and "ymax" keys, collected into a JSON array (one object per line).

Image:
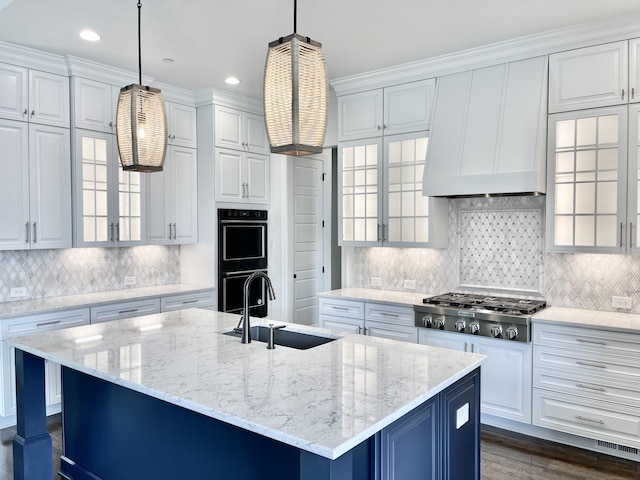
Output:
[
  {"xmin": 0, "ymin": 283, "xmax": 214, "ymax": 318},
  {"xmin": 318, "ymin": 287, "xmax": 434, "ymax": 306},
  {"xmin": 532, "ymin": 305, "xmax": 640, "ymax": 333},
  {"xmin": 11, "ymin": 308, "xmax": 485, "ymax": 479}
]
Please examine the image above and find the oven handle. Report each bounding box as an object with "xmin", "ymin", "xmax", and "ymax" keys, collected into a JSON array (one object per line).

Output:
[
  {"xmin": 221, "ymin": 268, "xmax": 268, "ymax": 277},
  {"xmin": 220, "ymin": 220, "xmax": 268, "ymax": 225}
]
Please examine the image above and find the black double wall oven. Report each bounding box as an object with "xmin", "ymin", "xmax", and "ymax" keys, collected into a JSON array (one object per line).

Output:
[{"xmin": 218, "ymin": 209, "xmax": 269, "ymax": 318}]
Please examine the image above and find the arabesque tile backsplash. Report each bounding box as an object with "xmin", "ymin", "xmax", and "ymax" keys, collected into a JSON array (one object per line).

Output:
[
  {"xmin": 344, "ymin": 196, "xmax": 640, "ymax": 314},
  {"xmin": 0, "ymin": 246, "xmax": 180, "ymax": 302}
]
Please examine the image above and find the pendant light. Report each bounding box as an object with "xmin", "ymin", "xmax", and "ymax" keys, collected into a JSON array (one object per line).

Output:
[
  {"xmin": 263, "ymin": 0, "xmax": 328, "ymax": 156},
  {"xmin": 116, "ymin": 1, "xmax": 167, "ymax": 172}
]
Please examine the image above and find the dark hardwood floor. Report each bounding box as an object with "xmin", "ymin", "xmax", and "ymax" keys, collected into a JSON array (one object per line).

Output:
[{"xmin": 1, "ymin": 417, "xmax": 638, "ymax": 479}]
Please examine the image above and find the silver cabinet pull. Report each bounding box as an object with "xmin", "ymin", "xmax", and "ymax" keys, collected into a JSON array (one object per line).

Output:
[
  {"xmin": 620, "ymin": 222, "xmax": 624, "ymax": 247},
  {"xmin": 36, "ymin": 320, "xmax": 61, "ymax": 327},
  {"xmin": 576, "ymin": 338, "xmax": 606, "ymax": 346},
  {"xmin": 576, "ymin": 383, "xmax": 606, "ymax": 392},
  {"xmin": 172, "ymin": 223, "xmax": 177, "ymax": 240},
  {"xmin": 633, "ymin": 87, "xmax": 636, "ymax": 99},
  {"xmin": 32, "ymin": 222, "xmax": 36, "ymax": 243},
  {"xmin": 464, "ymin": 343, "xmax": 468, "ymax": 353},
  {"xmin": 110, "ymin": 223, "xmax": 114, "ymax": 242},
  {"xmin": 25, "ymin": 222, "xmax": 30, "ymax": 243},
  {"xmin": 182, "ymin": 299, "xmax": 198, "ymax": 304},
  {"xmin": 331, "ymin": 305, "xmax": 349, "ymax": 311},
  {"xmin": 118, "ymin": 308, "xmax": 138, "ymax": 314},
  {"xmin": 380, "ymin": 312, "xmax": 399, "ymax": 318},
  {"xmin": 116, "ymin": 223, "xmax": 120, "ymax": 242},
  {"xmin": 377, "ymin": 224, "xmax": 382, "ymax": 242},
  {"xmin": 576, "ymin": 360, "xmax": 606, "ymax": 369},
  {"xmin": 631, "ymin": 222, "xmax": 634, "ymax": 249},
  {"xmin": 168, "ymin": 223, "xmax": 172, "ymax": 239},
  {"xmin": 357, "ymin": 326, "xmax": 362, "ymax": 334},
  {"xmin": 363, "ymin": 327, "xmax": 368, "ymax": 335},
  {"xmin": 383, "ymin": 224, "xmax": 388, "ymax": 242},
  {"xmin": 575, "ymin": 415, "xmax": 604, "ymax": 425},
  {"xmin": 622, "ymin": 89, "xmax": 626, "ymax": 100}
]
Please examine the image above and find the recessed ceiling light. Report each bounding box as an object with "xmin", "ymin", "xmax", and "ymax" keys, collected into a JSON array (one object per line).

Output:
[
  {"xmin": 225, "ymin": 77, "xmax": 241, "ymax": 85},
  {"xmin": 80, "ymin": 29, "xmax": 101, "ymax": 42}
]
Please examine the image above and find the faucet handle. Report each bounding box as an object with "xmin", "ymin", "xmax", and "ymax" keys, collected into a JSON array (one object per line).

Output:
[{"xmin": 267, "ymin": 323, "xmax": 286, "ymax": 349}]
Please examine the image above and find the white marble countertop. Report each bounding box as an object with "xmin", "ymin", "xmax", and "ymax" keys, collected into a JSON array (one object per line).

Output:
[
  {"xmin": 318, "ymin": 288, "xmax": 435, "ymax": 307},
  {"xmin": 0, "ymin": 284, "xmax": 214, "ymax": 319},
  {"xmin": 533, "ymin": 306, "xmax": 640, "ymax": 333},
  {"xmin": 9, "ymin": 308, "xmax": 484, "ymax": 460}
]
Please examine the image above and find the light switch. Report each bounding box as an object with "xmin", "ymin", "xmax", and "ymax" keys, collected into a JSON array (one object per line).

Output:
[{"xmin": 456, "ymin": 402, "xmax": 469, "ymax": 429}]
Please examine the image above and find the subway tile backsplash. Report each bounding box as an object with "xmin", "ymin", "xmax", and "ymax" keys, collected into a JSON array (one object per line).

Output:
[
  {"xmin": 345, "ymin": 196, "xmax": 640, "ymax": 314},
  {"xmin": 0, "ymin": 246, "xmax": 180, "ymax": 302}
]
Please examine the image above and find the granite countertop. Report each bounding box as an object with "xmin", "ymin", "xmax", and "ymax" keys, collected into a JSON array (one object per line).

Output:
[
  {"xmin": 533, "ymin": 306, "xmax": 640, "ymax": 333},
  {"xmin": 318, "ymin": 288, "xmax": 435, "ymax": 307},
  {"xmin": 0, "ymin": 284, "xmax": 215, "ymax": 319},
  {"xmin": 9, "ymin": 308, "xmax": 484, "ymax": 460}
]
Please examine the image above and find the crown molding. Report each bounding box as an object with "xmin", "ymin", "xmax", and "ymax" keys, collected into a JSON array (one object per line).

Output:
[
  {"xmin": 150, "ymin": 81, "xmax": 196, "ymax": 106},
  {"xmin": 331, "ymin": 14, "xmax": 640, "ymax": 95},
  {"xmin": 66, "ymin": 56, "xmax": 154, "ymax": 87},
  {"xmin": 0, "ymin": 40, "xmax": 67, "ymax": 75},
  {"xmin": 195, "ymin": 87, "xmax": 262, "ymax": 114}
]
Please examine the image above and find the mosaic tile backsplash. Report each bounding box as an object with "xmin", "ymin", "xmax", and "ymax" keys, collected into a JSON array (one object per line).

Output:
[
  {"xmin": 345, "ymin": 196, "xmax": 640, "ymax": 314},
  {"xmin": 0, "ymin": 246, "xmax": 180, "ymax": 302}
]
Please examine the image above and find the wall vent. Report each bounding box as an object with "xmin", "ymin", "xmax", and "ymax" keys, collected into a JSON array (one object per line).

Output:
[{"xmin": 597, "ymin": 440, "xmax": 640, "ymax": 456}]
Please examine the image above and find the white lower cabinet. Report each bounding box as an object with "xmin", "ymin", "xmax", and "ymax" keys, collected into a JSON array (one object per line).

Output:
[
  {"xmin": 318, "ymin": 297, "xmax": 417, "ymax": 342},
  {"xmin": 0, "ymin": 308, "xmax": 90, "ymax": 418},
  {"xmin": 160, "ymin": 290, "xmax": 215, "ymax": 312},
  {"xmin": 418, "ymin": 328, "xmax": 532, "ymax": 423},
  {"xmin": 90, "ymin": 298, "xmax": 161, "ymax": 324},
  {"xmin": 533, "ymin": 322, "xmax": 640, "ymax": 448}
]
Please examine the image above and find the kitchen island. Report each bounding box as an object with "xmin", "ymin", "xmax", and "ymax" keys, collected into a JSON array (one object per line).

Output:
[{"xmin": 10, "ymin": 308, "xmax": 484, "ymax": 480}]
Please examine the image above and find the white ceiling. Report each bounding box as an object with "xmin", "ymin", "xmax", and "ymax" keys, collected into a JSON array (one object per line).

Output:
[{"xmin": 1, "ymin": 0, "xmax": 640, "ymax": 99}]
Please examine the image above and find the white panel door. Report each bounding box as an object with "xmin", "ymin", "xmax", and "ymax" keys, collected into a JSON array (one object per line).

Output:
[
  {"xmin": 0, "ymin": 63, "xmax": 28, "ymax": 121},
  {"xmin": 29, "ymin": 70, "xmax": 69, "ymax": 127},
  {"xmin": 383, "ymin": 79, "xmax": 435, "ymax": 136},
  {"xmin": 0, "ymin": 119, "xmax": 29, "ymax": 249},
  {"xmin": 167, "ymin": 102, "xmax": 197, "ymax": 148},
  {"xmin": 417, "ymin": 329, "xmax": 468, "ymax": 351},
  {"xmin": 246, "ymin": 153, "xmax": 269, "ymax": 204},
  {"xmin": 73, "ymin": 77, "xmax": 115, "ymax": 133},
  {"xmin": 292, "ymin": 156, "xmax": 324, "ymax": 325},
  {"xmin": 215, "ymin": 148, "xmax": 243, "ymax": 202},
  {"xmin": 245, "ymin": 112, "xmax": 269, "ymax": 154},
  {"xmin": 630, "ymin": 38, "xmax": 640, "ymax": 104},
  {"xmin": 146, "ymin": 160, "xmax": 172, "ymax": 245},
  {"xmin": 172, "ymin": 146, "xmax": 197, "ymax": 244},
  {"xmin": 29, "ymin": 124, "xmax": 71, "ymax": 249},
  {"xmin": 214, "ymin": 105, "xmax": 243, "ymax": 150},
  {"xmin": 338, "ymin": 89, "xmax": 383, "ymax": 141}
]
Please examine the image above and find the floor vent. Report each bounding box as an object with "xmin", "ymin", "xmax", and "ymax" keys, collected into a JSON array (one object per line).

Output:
[{"xmin": 597, "ymin": 440, "xmax": 640, "ymax": 455}]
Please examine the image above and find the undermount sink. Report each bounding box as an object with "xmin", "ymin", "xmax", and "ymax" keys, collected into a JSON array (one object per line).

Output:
[{"xmin": 223, "ymin": 325, "xmax": 337, "ymax": 350}]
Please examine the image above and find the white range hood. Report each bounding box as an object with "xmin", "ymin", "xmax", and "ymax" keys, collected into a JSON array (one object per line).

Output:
[{"xmin": 423, "ymin": 56, "xmax": 548, "ymax": 197}]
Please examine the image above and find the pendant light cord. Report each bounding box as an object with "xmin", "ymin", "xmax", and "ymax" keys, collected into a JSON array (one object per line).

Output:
[
  {"xmin": 293, "ymin": 0, "xmax": 297, "ymax": 34},
  {"xmin": 137, "ymin": 1, "xmax": 142, "ymax": 85}
]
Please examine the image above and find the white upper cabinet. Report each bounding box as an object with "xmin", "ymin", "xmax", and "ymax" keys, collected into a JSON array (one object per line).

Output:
[
  {"xmin": 147, "ymin": 145, "xmax": 197, "ymax": 244},
  {"xmin": 337, "ymin": 79, "xmax": 435, "ymax": 141},
  {"xmin": 214, "ymin": 105, "xmax": 268, "ymax": 154},
  {"xmin": 166, "ymin": 102, "xmax": 196, "ymax": 148},
  {"xmin": 549, "ymin": 40, "xmax": 636, "ymax": 113},
  {"xmin": 72, "ymin": 77, "xmax": 118, "ymax": 133},
  {"xmin": 424, "ymin": 56, "xmax": 548, "ymax": 197},
  {"xmin": 0, "ymin": 119, "xmax": 71, "ymax": 250},
  {"xmin": 215, "ymin": 148, "xmax": 269, "ymax": 205},
  {"xmin": 0, "ymin": 64, "xmax": 69, "ymax": 127}
]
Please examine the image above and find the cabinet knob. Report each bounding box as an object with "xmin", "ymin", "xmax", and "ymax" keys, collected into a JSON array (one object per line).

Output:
[
  {"xmin": 23, "ymin": 109, "xmax": 28, "ymax": 116},
  {"xmin": 377, "ymin": 125, "xmax": 381, "ymax": 130},
  {"xmin": 30, "ymin": 110, "xmax": 35, "ymax": 117},
  {"xmin": 109, "ymin": 121, "xmax": 113, "ymax": 128}
]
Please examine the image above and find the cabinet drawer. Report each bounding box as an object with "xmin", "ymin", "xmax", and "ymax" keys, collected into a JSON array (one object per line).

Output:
[
  {"xmin": 534, "ymin": 366, "xmax": 640, "ymax": 407},
  {"xmin": 533, "ymin": 389, "xmax": 640, "ymax": 448},
  {"xmin": 319, "ymin": 297, "xmax": 364, "ymax": 319},
  {"xmin": 366, "ymin": 320, "xmax": 417, "ymax": 343},
  {"xmin": 1, "ymin": 308, "xmax": 90, "ymax": 339},
  {"xmin": 91, "ymin": 298, "xmax": 160, "ymax": 324},
  {"xmin": 534, "ymin": 323, "xmax": 640, "ymax": 359},
  {"xmin": 319, "ymin": 314, "xmax": 363, "ymax": 334},
  {"xmin": 161, "ymin": 290, "xmax": 215, "ymax": 312},
  {"xmin": 534, "ymin": 344, "xmax": 640, "ymax": 382},
  {"xmin": 365, "ymin": 303, "xmax": 414, "ymax": 327}
]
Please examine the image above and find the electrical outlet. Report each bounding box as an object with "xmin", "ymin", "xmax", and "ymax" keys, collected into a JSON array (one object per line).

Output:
[
  {"xmin": 612, "ymin": 296, "xmax": 632, "ymax": 309},
  {"xmin": 124, "ymin": 276, "xmax": 137, "ymax": 286},
  {"xmin": 10, "ymin": 287, "xmax": 27, "ymax": 298},
  {"xmin": 370, "ymin": 277, "xmax": 382, "ymax": 287},
  {"xmin": 404, "ymin": 279, "xmax": 417, "ymax": 290}
]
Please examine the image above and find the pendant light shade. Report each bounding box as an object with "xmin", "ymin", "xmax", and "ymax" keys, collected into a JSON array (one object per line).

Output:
[
  {"xmin": 263, "ymin": 3, "xmax": 328, "ymax": 156},
  {"xmin": 116, "ymin": 1, "xmax": 167, "ymax": 172}
]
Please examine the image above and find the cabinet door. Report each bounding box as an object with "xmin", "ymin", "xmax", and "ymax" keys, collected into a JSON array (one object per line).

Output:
[
  {"xmin": 171, "ymin": 146, "xmax": 198, "ymax": 244},
  {"xmin": 167, "ymin": 102, "xmax": 197, "ymax": 148},
  {"xmin": 383, "ymin": 79, "xmax": 435, "ymax": 136},
  {"xmin": 546, "ymin": 106, "xmax": 627, "ymax": 253},
  {"xmin": 630, "ymin": 38, "xmax": 640, "ymax": 104},
  {"xmin": 116, "ymin": 167, "xmax": 146, "ymax": 246},
  {"xmin": 319, "ymin": 314, "xmax": 363, "ymax": 334},
  {"xmin": 549, "ymin": 41, "xmax": 628, "ymax": 113},
  {"xmin": 245, "ymin": 112, "xmax": 269, "ymax": 154},
  {"xmin": 0, "ymin": 119, "xmax": 29, "ymax": 249},
  {"xmin": 0, "ymin": 63, "xmax": 28, "ymax": 121},
  {"xmin": 214, "ymin": 105, "xmax": 243, "ymax": 150},
  {"xmin": 29, "ymin": 124, "xmax": 72, "ymax": 249},
  {"xmin": 628, "ymin": 105, "xmax": 640, "ymax": 253},
  {"xmin": 215, "ymin": 148, "xmax": 244, "ymax": 202},
  {"xmin": 29, "ymin": 70, "xmax": 70, "ymax": 127},
  {"xmin": 246, "ymin": 153, "xmax": 269, "ymax": 204},
  {"xmin": 146, "ymin": 158, "xmax": 173, "ymax": 245},
  {"xmin": 73, "ymin": 77, "xmax": 115, "ymax": 133},
  {"xmin": 338, "ymin": 90, "xmax": 383, "ymax": 141},
  {"xmin": 418, "ymin": 329, "xmax": 468, "ymax": 352},
  {"xmin": 338, "ymin": 138, "xmax": 383, "ymax": 245},
  {"xmin": 472, "ymin": 336, "xmax": 532, "ymax": 423}
]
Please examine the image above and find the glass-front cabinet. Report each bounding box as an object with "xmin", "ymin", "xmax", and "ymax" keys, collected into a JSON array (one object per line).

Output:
[
  {"xmin": 546, "ymin": 105, "xmax": 640, "ymax": 253},
  {"xmin": 338, "ymin": 131, "xmax": 447, "ymax": 248}
]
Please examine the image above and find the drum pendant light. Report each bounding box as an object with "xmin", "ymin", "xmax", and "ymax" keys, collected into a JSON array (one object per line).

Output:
[
  {"xmin": 116, "ymin": 1, "xmax": 167, "ymax": 172},
  {"xmin": 263, "ymin": 0, "xmax": 328, "ymax": 156}
]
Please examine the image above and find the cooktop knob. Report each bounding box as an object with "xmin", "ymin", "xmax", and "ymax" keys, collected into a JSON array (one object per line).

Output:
[
  {"xmin": 454, "ymin": 320, "xmax": 466, "ymax": 333},
  {"xmin": 421, "ymin": 315, "xmax": 433, "ymax": 328},
  {"xmin": 435, "ymin": 316, "xmax": 446, "ymax": 330},
  {"xmin": 506, "ymin": 326, "xmax": 518, "ymax": 340},
  {"xmin": 469, "ymin": 321, "xmax": 480, "ymax": 334},
  {"xmin": 490, "ymin": 325, "xmax": 503, "ymax": 338}
]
